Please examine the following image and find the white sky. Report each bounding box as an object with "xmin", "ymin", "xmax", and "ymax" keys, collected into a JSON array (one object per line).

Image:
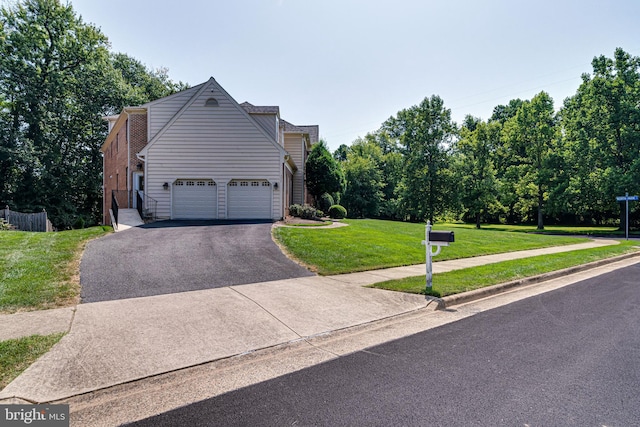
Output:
[{"xmin": 68, "ymin": 0, "xmax": 640, "ymax": 152}]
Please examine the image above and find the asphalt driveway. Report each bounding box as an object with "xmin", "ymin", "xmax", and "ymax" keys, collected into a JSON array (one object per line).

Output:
[{"xmin": 80, "ymin": 220, "xmax": 315, "ymax": 303}]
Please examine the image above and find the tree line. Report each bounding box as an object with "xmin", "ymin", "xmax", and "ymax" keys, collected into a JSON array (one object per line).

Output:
[
  {"xmin": 311, "ymin": 47, "xmax": 640, "ymax": 229},
  {"xmin": 0, "ymin": 0, "xmax": 185, "ymax": 229}
]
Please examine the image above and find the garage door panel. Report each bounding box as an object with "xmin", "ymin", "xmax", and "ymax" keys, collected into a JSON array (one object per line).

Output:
[
  {"xmin": 228, "ymin": 180, "xmax": 271, "ymax": 219},
  {"xmin": 172, "ymin": 180, "xmax": 217, "ymax": 219}
]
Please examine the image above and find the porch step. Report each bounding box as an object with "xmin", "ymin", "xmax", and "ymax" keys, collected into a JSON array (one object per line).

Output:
[{"xmin": 115, "ymin": 209, "xmax": 144, "ymax": 232}]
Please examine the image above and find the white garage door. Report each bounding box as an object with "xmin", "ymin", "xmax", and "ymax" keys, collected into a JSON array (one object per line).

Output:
[
  {"xmin": 228, "ymin": 180, "xmax": 272, "ymax": 219},
  {"xmin": 172, "ymin": 179, "xmax": 218, "ymax": 219}
]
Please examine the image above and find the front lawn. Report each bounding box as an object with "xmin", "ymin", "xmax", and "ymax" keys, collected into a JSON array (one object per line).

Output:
[
  {"xmin": 272, "ymin": 219, "xmax": 588, "ymax": 275},
  {"xmin": 371, "ymin": 240, "xmax": 640, "ymax": 296},
  {"xmin": 0, "ymin": 226, "xmax": 111, "ymax": 313}
]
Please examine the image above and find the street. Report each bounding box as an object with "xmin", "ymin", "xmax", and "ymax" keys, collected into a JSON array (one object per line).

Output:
[{"xmin": 128, "ymin": 264, "xmax": 640, "ymax": 426}]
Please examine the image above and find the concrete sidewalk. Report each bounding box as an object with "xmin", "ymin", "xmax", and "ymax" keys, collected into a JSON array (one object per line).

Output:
[{"xmin": 0, "ymin": 238, "xmax": 634, "ymax": 405}]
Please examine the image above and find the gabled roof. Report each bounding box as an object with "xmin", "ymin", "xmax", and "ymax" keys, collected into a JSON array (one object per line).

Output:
[
  {"xmin": 281, "ymin": 121, "xmax": 319, "ymax": 148},
  {"xmin": 281, "ymin": 119, "xmax": 308, "ymax": 134},
  {"xmin": 296, "ymin": 125, "xmax": 319, "ymax": 144},
  {"xmin": 139, "ymin": 77, "xmax": 285, "ymax": 157},
  {"xmin": 240, "ymin": 102, "xmax": 280, "ymax": 115}
]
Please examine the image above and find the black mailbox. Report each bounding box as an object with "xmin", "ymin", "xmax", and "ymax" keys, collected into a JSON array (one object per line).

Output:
[{"xmin": 429, "ymin": 231, "xmax": 455, "ymax": 243}]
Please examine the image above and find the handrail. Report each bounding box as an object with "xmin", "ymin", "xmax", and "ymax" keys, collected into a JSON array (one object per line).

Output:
[
  {"xmin": 136, "ymin": 191, "xmax": 158, "ymax": 221},
  {"xmin": 111, "ymin": 191, "xmax": 120, "ymax": 225}
]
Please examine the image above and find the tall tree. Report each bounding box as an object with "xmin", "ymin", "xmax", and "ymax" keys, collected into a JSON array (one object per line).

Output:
[
  {"xmin": 341, "ymin": 137, "xmax": 385, "ymax": 218},
  {"xmin": 0, "ymin": 0, "xmax": 112, "ymax": 227},
  {"xmin": 383, "ymin": 95, "xmax": 456, "ymax": 222},
  {"xmin": 454, "ymin": 117, "xmax": 502, "ymax": 228},
  {"xmin": 305, "ymin": 140, "xmax": 345, "ymax": 205},
  {"xmin": 560, "ymin": 48, "xmax": 640, "ymax": 226},
  {"xmin": 0, "ymin": 0, "xmax": 184, "ymax": 228},
  {"xmin": 501, "ymin": 91, "xmax": 558, "ymax": 229},
  {"xmin": 111, "ymin": 53, "xmax": 188, "ymax": 105}
]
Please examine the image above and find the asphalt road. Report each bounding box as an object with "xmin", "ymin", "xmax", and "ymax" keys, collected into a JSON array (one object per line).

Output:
[
  {"xmin": 80, "ymin": 220, "xmax": 314, "ymax": 302},
  {"xmin": 128, "ymin": 263, "xmax": 640, "ymax": 426}
]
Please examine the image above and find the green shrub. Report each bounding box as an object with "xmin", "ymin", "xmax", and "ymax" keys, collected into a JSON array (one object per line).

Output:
[
  {"xmin": 73, "ymin": 216, "xmax": 85, "ymax": 229},
  {"xmin": 289, "ymin": 204, "xmax": 303, "ymax": 217},
  {"xmin": 328, "ymin": 205, "xmax": 347, "ymax": 219},
  {"xmin": 319, "ymin": 193, "xmax": 334, "ymax": 213},
  {"xmin": 289, "ymin": 204, "xmax": 323, "ymax": 220}
]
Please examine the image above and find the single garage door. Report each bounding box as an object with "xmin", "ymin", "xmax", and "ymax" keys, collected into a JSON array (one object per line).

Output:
[
  {"xmin": 172, "ymin": 179, "xmax": 218, "ymax": 219},
  {"xmin": 228, "ymin": 180, "xmax": 272, "ymax": 219}
]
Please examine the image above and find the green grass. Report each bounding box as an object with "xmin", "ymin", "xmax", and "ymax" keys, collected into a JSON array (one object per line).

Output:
[
  {"xmin": 371, "ymin": 240, "xmax": 640, "ymax": 296},
  {"xmin": 0, "ymin": 226, "xmax": 112, "ymax": 313},
  {"xmin": 273, "ymin": 219, "xmax": 588, "ymax": 275},
  {"xmin": 447, "ymin": 223, "xmax": 621, "ymax": 235},
  {"xmin": 0, "ymin": 333, "xmax": 65, "ymax": 389}
]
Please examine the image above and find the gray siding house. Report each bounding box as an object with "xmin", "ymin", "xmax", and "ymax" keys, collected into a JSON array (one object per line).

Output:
[{"xmin": 102, "ymin": 77, "xmax": 318, "ymax": 223}]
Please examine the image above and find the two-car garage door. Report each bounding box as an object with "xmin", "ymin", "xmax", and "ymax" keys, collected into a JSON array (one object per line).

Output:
[{"xmin": 172, "ymin": 179, "xmax": 272, "ymax": 219}]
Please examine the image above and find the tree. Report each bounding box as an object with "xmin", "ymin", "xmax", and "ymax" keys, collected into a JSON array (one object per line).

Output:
[
  {"xmin": 305, "ymin": 140, "xmax": 345, "ymax": 206},
  {"xmin": 383, "ymin": 95, "xmax": 456, "ymax": 222},
  {"xmin": 454, "ymin": 117, "xmax": 502, "ymax": 228},
  {"xmin": 0, "ymin": 0, "xmax": 184, "ymax": 228},
  {"xmin": 490, "ymin": 98, "xmax": 524, "ymax": 125},
  {"xmin": 501, "ymin": 92, "xmax": 558, "ymax": 229},
  {"xmin": 560, "ymin": 48, "xmax": 640, "ymax": 226},
  {"xmin": 341, "ymin": 138, "xmax": 385, "ymax": 218},
  {"xmin": 333, "ymin": 144, "xmax": 350, "ymax": 162},
  {"xmin": 111, "ymin": 53, "xmax": 188, "ymax": 105},
  {"xmin": 0, "ymin": 0, "xmax": 113, "ymax": 227}
]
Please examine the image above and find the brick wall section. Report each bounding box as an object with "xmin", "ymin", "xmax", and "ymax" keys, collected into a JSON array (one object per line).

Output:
[
  {"xmin": 102, "ymin": 111, "xmax": 148, "ymax": 225},
  {"xmin": 128, "ymin": 112, "xmax": 148, "ymax": 175},
  {"xmin": 103, "ymin": 120, "xmax": 129, "ymax": 225}
]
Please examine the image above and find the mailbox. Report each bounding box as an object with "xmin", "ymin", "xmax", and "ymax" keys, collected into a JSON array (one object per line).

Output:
[{"xmin": 428, "ymin": 231, "xmax": 455, "ymax": 244}]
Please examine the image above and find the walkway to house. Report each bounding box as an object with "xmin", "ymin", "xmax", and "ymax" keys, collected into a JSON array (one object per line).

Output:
[{"xmin": 113, "ymin": 209, "xmax": 144, "ymax": 231}]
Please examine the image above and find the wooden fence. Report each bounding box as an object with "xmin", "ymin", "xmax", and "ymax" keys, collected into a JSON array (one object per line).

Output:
[{"xmin": 0, "ymin": 206, "xmax": 53, "ymax": 232}]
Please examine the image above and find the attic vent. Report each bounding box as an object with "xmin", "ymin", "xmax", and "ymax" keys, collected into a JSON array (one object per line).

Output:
[{"xmin": 205, "ymin": 98, "xmax": 219, "ymax": 107}]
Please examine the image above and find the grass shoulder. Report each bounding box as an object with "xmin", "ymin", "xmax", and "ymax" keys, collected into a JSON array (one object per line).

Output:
[
  {"xmin": 371, "ymin": 240, "xmax": 640, "ymax": 296},
  {"xmin": 0, "ymin": 333, "xmax": 65, "ymax": 389},
  {"xmin": 0, "ymin": 226, "xmax": 112, "ymax": 313},
  {"xmin": 273, "ymin": 219, "xmax": 589, "ymax": 275}
]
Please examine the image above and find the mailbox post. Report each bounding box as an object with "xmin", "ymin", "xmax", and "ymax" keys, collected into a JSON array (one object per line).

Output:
[{"xmin": 421, "ymin": 221, "xmax": 454, "ymax": 291}]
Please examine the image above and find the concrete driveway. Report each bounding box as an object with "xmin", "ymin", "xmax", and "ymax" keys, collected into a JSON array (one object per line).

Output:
[{"xmin": 80, "ymin": 220, "xmax": 315, "ymax": 303}]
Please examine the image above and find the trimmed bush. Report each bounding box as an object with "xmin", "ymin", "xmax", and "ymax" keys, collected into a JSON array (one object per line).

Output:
[
  {"xmin": 319, "ymin": 193, "xmax": 334, "ymax": 213},
  {"xmin": 328, "ymin": 205, "xmax": 347, "ymax": 219},
  {"xmin": 289, "ymin": 204, "xmax": 303, "ymax": 217},
  {"xmin": 289, "ymin": 204, "xmax": 324, "ymax": 220}
]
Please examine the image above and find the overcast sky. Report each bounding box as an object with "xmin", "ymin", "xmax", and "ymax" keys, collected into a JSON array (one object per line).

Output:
[{"xmin": 68, "ymin": 0, "xmax": 640, "ymax": 151}]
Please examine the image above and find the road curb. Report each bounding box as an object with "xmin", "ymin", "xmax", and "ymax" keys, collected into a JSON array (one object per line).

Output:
[{"xmin": 440, "ymin": 250, "xmax": 640, "ymax": 308}]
